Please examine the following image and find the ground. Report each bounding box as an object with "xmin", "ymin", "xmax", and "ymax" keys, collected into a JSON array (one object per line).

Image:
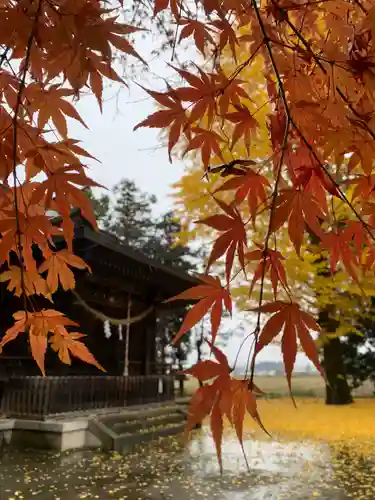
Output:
[
  {"xmin": 0, "ymin": 396, "xmax": 375, "ymax": 499},
  {"xmin": 184, "ymin": 374, "xmax": 374, "ymax": 398}
]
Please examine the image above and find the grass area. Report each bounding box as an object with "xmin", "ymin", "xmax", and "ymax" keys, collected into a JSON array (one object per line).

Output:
[{"xmin": 184, "ymin": 374, "xmax": 375, "ymax": 398}]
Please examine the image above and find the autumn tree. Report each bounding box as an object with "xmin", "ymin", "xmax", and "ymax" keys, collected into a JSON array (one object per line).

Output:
[
  {"xmin": 169, "ymin": 51, "xmax": 363, "ymax": 405},
  {"xmin": 133, "ymin": 0, "xmax": 375, "ymax": 463},
  {"xmin": 0, "ymin": 0, "xmax": 147, "ymax": 374},
  {"xmin": 5, "ymin": 0, "xmax": 375, "ymax": 468}
]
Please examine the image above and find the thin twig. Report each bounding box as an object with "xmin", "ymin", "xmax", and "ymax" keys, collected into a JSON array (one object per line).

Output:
[
  {"xmin": 11, "ymin": 0, "xmax": 43, "ymax": 313},
  {"xmin": 257, "ymin": 1, "xmax": 375, "ymax": 244}
]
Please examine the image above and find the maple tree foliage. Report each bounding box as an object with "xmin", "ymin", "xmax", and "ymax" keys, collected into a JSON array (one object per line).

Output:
[
  {"xmin": 6, "ymin": 0, "xmax": 375, "ymax": 470},
  {"xmin": 0, "ymin": 0, "xmax": 144, "ymax": 375},
  {"xmin": 132, "ymin": 0, "xmax": 375, "ymax": 466}
]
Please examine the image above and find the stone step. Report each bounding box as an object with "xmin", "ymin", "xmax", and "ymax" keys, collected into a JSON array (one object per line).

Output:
[
  {"xmin": 88, "ymin": 402, "xmax": 190, "ymax": 452},
  {"xmin": 111, "ymin": 411, "xmax": 185, "ymax": 434},
  {"xmin": 99, "ymin": 403, "xmax": 186, "ymax": 428},
  {"xmin": 113, "ymin": 421, "xmax": 186, "ymax": 453}
]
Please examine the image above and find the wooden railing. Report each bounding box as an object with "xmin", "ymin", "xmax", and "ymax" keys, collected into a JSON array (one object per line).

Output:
[{"xmin": 0, "ymin": 375, "xmax": 176, "ymax": 419}]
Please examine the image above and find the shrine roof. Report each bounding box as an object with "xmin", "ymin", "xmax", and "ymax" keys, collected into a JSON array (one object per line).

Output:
[{"xmin": 52, "ymin": 210, "xmax": 201, "ymax": 299}]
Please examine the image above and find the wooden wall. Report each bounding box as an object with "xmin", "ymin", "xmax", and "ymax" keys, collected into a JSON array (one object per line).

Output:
[{"xmin": 0, "ymin": 281, "xmax": 158, "ymax": 377}]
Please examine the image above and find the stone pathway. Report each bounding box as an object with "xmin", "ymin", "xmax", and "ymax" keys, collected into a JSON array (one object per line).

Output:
[{"xmin": 0, "ymin": 427, "xmax": 373, "ymax": 499}]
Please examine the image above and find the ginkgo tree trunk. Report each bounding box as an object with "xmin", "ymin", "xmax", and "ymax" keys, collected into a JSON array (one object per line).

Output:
[{"xmin": 307, "ymin": 230, "xmax": 353, "ymax": 405}]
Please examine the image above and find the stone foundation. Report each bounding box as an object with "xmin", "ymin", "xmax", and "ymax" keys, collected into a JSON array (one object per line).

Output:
[{"xmin": 0, "ymin": 418, "xmax": 101, "ymax": 451}]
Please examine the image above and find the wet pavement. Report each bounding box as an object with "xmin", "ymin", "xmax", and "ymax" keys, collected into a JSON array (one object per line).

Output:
[{"xmin": 0, "ymin": 427, "xmax": 374, "ymax": 499}]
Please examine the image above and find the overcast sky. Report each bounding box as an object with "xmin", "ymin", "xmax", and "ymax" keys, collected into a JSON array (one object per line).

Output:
[{"xmin": 67, "ymin": 38, "xmax": 313, "ymax": 370}]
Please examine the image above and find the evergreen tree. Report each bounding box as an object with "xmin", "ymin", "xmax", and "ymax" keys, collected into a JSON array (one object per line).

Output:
[{"xmin": 86, "ymin": 179, "xmax": 200, "ymax": 368}]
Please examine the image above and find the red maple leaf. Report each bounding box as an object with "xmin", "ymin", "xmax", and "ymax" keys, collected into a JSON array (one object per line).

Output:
[
  {"xmin": 246, "ymin": 245, "xmax": 289, "ymax": 299},
  {"xmin": 211, "ymin": 19, "xmax": 238, "ymax": 60},
  {"xmin": 185, "ymin": 339, "xmax": 231, "ymax": 383},
  {"xmin": 271, "ymin": 189, "xmax": 325, "ymax": 256},
  {"xmin": 215, "ymin": 72, "xmax": 250, "ymax": 117},
  {"xmin": 184, "ymin": 341, "xmax": 267, "ymax": 472},
  {"xmin": 215, "ymin": 167, "xmax": 270, "ymax": 225},
  {"xmin": 179, "ymin": 19, "xmax": 215, "ymax": 55},
  {"xmin": 348, "ymin": 173, "xmax": 375, "ymax": 201},
  {"xmin": 153, "ymin": 0, "xmax": 180, "ymax": 17},
  {"xmin": 198, "ymin": 198, "xmax": 247, "ymax": 283},
  {"xmin": 172, "ymin": 66, "xmax": 218, "ymax": 126},
  {"xmin": 225, "ymin": 104, "xmax": 258, "ymax": 154},
  {"xmin": 321, "ymin": 230, "xmax": 361, "ymax": 282},
  {"xmin": 254, "ymin": 301, "xmax": 323, "ymax": 399},
  {"xmin": 166, "ymin": 274, "xmax": 232, "ymax": 345},
  {"xmin": 342, "ymin": 219, "xmax": 370, "ymax": 255}
]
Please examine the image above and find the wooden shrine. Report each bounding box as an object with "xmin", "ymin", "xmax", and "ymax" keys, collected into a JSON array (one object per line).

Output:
[{"xmin": 0, "ymin": 212, "xmax": 199, "ymax": 418}]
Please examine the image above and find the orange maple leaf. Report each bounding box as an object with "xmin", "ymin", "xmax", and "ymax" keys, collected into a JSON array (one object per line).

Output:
[
  {"xmin": 0, "ymin": 265, "xmax": 51, "ymax": 300},
  {"xmin": 50, "ymin": 330, "xmax": 104, "ymax": 371},
  {"xmin": 198, "ymin": 198, "xmax": 247, "ymax": 283},
  {"xmin": 0, "ymin": 310, "xmax": 102, "ymax": 375},
  {"xmin": 183, "ymin": 127, "xmax": 225, "ymax": 169},
  {"xmin": 0, "ymin": 310, "xmax": 77, "ymax": 375},
  {"xmin": 26, "ymin": 84, "xmax": 88, "ymax": 139},
  {"xmin": 285, "ymin": 145, "xmax": 338, "ymax": 208},
  {"xmin": 38, "ymin": 249, "xmax": 91, "ymax": 294},
  {"xmin": 271, "ymin": 189, "xmax": 325, "ymax": 256},
  {"xmin": 215, "ymin": 167, "xmax": 270, "ymax": 225},
  {"xmin": 134, "ymin": 86, "xmax": 188, "ymax": 160},
  {"xmin": 166, "ymin": 274, "xmax": 232, "ymax": 345},
  {"xmin": 0, "ymin": 211, "xmax": 59, "ymax": 270},
  {"xmin": 254, "ymin": 301, "xmax": 323, "ymax": 399},
  {"xmin": 24, "ymin": 139, "xmax": 97, "ymax": 181},
  {"xmin": 30, "ymin": 167, "xmax": 100, "ymax": 247}
]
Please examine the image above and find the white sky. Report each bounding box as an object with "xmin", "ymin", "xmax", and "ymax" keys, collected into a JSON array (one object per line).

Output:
[{"xmin": 66, "ymin": 38, "xmax": 312, "ymax": 370}]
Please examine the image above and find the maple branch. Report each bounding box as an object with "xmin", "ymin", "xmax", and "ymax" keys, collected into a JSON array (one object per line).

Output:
[
  {"xmin": 11, "ymin": 0, "xmax": 43, "ymax": 313},
  {"xmin": 254, "ymin": 0, "xmax": 375, "ymax": 247},
  {"xmin": 293, "ymin": 126, "xmax": 375, "ymax": 244},
  {"xmin": 352, "ymin": 0, "xmax": 367, "ymax": 14},
  {"xmin": 246, "ymin": 55, "xmax": 291, "ymax": 380},
  {"xmin": 247, "ymin": 118, "xmax": 290, "ymax": 386},
  {"xmin": 0, "ymin": 46, "xmax": 10, "ymax": 69},
  {"xmin": 171, "ymin": 0, "xmax": 183, "ymax": 61},
  {"xmin": 218, "ymin": 41, "xmax": 263, "ymax": 95},
  {"xmin": 278, "ymin": 7, "xmax": 375, "ymax": 143}
]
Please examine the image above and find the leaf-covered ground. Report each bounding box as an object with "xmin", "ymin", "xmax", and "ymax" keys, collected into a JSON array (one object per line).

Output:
[
  {"xmin": 0, "ymin": 398, "xmax": 374, "ymax": 499},
  {"xmin": 252, "ymin": 398, "xmax": 375, "ymax": 455}
]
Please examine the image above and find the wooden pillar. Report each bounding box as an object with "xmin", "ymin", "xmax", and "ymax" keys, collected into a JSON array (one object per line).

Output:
[
  {"xmin": 144, "ymin": 309, "xmax": 157, "ymax": 375},
  {"xmin": 123, "ymin": 293, "xmax": 132, "ymax": 376}
]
